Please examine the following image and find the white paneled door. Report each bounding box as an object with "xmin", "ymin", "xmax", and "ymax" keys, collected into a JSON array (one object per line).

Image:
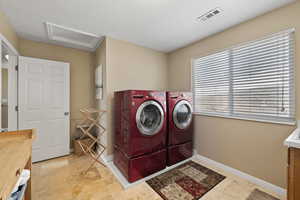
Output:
[{"xmin": 19, "ymin": 56, "xmax": 70, "ymax": 162}]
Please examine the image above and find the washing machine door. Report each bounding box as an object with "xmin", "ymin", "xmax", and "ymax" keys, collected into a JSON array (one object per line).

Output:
[
  {"xmin": 173, "ymin": 100, "xmax": 193, "ymax": 130},
  {"xmin": 136, "ymin": 100, "xmax": 164, "ymax": 136}
]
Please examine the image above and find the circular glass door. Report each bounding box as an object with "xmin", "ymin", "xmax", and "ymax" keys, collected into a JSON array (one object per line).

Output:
[
  {"xmin": 136, "ymin": 100, "xmax": 164, "ymax": 136},
  {"xmin": 173, "ymin": 100, "xmax": 192, "ymax": 130}
]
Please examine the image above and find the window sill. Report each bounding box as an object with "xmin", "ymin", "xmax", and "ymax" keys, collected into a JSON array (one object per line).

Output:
[{"xmin": 193, "ymin": 112, "xmax": 296, "ymax": 126}]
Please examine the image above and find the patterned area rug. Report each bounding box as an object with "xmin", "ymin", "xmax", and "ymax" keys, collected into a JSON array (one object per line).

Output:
[
  {"xmin": 247, "ymin": 189, "xmax": 280, "ymax": 200},
  {"xmin": 146, "ymin": 161, "xmax": 226, "ymax": 200}
]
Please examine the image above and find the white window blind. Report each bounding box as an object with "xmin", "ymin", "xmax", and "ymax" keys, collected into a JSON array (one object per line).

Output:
[{"xmin": 192, "ymin": 29, "xmax": 295, "ymax": 124}]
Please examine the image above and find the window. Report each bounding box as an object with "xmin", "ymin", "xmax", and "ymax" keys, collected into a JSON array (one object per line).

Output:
[{"xmin": 192, "ymin": 29, "xmax": 295, "ymax": 124}]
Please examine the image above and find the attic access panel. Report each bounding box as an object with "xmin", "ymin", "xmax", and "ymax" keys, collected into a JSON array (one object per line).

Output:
[{"xmin": 46, "ymin": 22, "xmax": 102, "ymax": 51}]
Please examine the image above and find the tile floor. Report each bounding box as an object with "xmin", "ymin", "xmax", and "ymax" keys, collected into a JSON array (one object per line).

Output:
[{"xmin": 32, "ymin": 155, "xmax": 284, "ymax": 200}]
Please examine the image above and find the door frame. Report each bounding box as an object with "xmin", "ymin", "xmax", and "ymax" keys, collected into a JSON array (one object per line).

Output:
[
  {"xmin": 0, "ymin": 33, "xmax": 19, "ymax": 131},
  {"xmin": 7, "ymin": 54, "xmax": 18, "ymax": 130},
  {"xmin": 0, "ymin": 33, "xmax": 19, "ymax": 56}
]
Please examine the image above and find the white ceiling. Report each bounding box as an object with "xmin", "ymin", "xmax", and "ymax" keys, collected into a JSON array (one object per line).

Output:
[{"xmin": 0, "ymin": 0, "xmax": 295, "ymax": 52}]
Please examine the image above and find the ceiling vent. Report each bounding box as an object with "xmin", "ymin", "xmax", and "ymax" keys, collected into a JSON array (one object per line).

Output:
[
  {"xmin": 45, "ymin": 22, "xmax": 102, "ymax": 51},
  {"xmin": 196, "ymin": 7, "xmax": 222, "ymax": 22}
]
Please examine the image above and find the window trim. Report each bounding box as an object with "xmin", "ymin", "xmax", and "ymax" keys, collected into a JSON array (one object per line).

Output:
[
  {"xmin": 191, "ymin": 28, "xmax": 296, "ymax": 125},
  {"xmin": 192, "ymin": 112, "xmax": 296, "ymax": 125}
]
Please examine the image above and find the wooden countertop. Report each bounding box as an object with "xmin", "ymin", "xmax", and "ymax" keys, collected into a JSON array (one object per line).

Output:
[{"xmin": 0, "ymin": 129, "xmax": 36, "ymax": 200}]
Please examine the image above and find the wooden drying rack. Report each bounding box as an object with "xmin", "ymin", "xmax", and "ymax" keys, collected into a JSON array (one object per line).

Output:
[{"xmin": 77, "ymin": 108, "xmax": 106, "ymax": 172}]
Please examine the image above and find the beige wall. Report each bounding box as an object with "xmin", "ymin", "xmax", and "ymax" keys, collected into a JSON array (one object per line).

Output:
[
  {"xmin": 0, "ymin": 11, "xmax": 19, "ymax": 50},
  {"xmin": 19, "ymin": 38, "xmax": 96, "ymax": 144},
  {"xmin": 94, "ymin": 39, "xmax": 108, "ymax": 150},
  {"xmin": 95, "ymin": 37, "xmax": 168, "ymax": 154},
  {"xmin": 167, "ymin": 2, "xmax": 300, "ymax": 188},
  {"xmin": 95, "ymin": 38, "xmax": 107, "ymax": 110},
  {"xmin": 106, "ymin": 37, "xmax": 168, "ymax": 93}
]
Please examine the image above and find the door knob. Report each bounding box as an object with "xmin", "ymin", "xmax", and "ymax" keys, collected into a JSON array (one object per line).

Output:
[{"xmin": 64, "ymin": 112, "xmax": 70, "ymax": 116}]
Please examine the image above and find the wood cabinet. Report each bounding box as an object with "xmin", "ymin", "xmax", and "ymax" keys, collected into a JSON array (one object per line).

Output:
[
  {"xmin": 0, "ymin": 129, "xmax": 35, "ymax": 200},
  {"xmin": 288, "ymin": 147, "xmax": 300, "ymax": 200}
]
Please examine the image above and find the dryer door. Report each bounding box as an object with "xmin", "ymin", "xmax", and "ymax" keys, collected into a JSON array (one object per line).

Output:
[
  {"xmin": 173, "ymin": 100, "xmax": 192, "ymax": 130},
  {"xmin": 136, "ymin": 100, "xmax": 164, "ymax": 136}
]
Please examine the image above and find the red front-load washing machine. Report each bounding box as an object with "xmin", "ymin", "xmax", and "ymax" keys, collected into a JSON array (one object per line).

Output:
[
  {"xmin": 167, "ymin": 91, "xmax": 193, "ymax": 166},
  {"xmin": 114, "ymin": 90, "xmax": 167, "ymax": 182}
]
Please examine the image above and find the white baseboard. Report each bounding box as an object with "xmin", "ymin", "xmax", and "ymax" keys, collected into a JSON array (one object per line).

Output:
[
  {"xmin": 106, "ymin": 156, "xmax": 193, "ymax": 189},
  {"xmin": 193, "ymin": 148, "xmax": 197, "ymax": 156},
  {"xmin": 195, "ymin": 153, "xmax": 286, "ymax": 198},
  {"xmin": 100, "ymin": 153, "xmax": 113, "ymax": 163}
]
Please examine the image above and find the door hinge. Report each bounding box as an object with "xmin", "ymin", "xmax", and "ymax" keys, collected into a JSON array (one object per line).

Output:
[
  {"xmin": 15, "ymin": 106, "xmax": 19, "ymax": 111},
  {"xmin": 15, "ymin": 65, "xmax": 18, "ymax": 71}
]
